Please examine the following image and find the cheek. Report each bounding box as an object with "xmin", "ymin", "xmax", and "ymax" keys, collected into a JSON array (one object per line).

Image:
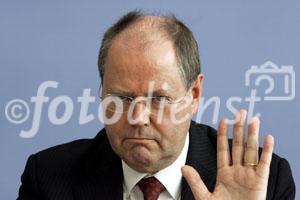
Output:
[
  {"xmin": 152, "ymin": 125, "xmax": 179, "ymax": 147},
  {"xmin": 152, "ymin": 117, "xmax": 190, "ymax": 147},
  {"xmin": 105, "ymin": 113, "xmax": 128, "ymax": 130},
  {"xmin": 191, "ymin": 100, "xmax": 199, "ymax": 115},
  {"xmin": 105, "ymin": 128, "xmax": 120, "ymax": 147},
  {"xmin": 105, "ymin": 118, "xmax": 127, "ymax": 145},
  {"xmin": 152, "ymin": 106, "xmax": 192, "ymax": 129}
]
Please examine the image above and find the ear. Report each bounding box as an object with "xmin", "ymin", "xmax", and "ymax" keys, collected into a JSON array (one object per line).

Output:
[{"xmin": 191, "ymin": 74, "xmax": 204, "ymax": 115}]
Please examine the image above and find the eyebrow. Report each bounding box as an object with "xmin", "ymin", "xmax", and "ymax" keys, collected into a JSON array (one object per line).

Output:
[
  {"xmin": 106, "ymin": 88, "xmax": 172, "ymax": 97},
  {"xmin": 106, "ymin": 88, "xmax": 133, "ymax": 96}
]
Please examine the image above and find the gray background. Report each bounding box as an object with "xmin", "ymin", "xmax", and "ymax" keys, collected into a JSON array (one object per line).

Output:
[{"xmin": 0, "ymin": 0, "xmax": 299, "ymax": 199}]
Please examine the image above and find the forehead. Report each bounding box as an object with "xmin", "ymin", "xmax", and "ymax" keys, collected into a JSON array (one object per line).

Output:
[{"xmin": 103, "ymin": 31, "xmax": 186, "ymax": 95}]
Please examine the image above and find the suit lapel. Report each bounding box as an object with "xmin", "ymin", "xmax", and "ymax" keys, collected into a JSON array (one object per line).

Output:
[
  {"xmin": 72, "ymin": 122, "xmax": 217, "ymax": 200},
  {"xmin": 181, "ymin": 121, "xmax": 217, "ymax": 200},
  {"xmin": 73, "ymin": 130, "xmax": 123, "ymax": 200}
]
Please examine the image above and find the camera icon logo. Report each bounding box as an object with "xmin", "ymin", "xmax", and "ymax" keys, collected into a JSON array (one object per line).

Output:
[{"xmin": 245, "ymin": 61, "xmax": 295, "ymax": 101}]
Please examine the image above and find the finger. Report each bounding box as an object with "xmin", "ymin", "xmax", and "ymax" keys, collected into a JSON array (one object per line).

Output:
[
  {"xmin": 232, "ymin": 110, "xmax": 247, "ymax": 165},
  {"xmin": 256, "ymin": 135, "xmax": 274, "ymax": 178},
  {"xmin": 217, "ymin": 118, "xmax": 231, "ymax": 169},
  {"xmin": 181, "ymin": 165, "xmax": 211, "ymax": 200},
  {"xmin": 244, "ymin": 117, "xmax": 260, "ymax": 166}
]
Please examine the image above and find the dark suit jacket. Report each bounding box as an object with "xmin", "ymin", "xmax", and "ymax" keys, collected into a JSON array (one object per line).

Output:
[{"xmin": 17, "ymin": 121, "xmax": 295, "ymax": 200}]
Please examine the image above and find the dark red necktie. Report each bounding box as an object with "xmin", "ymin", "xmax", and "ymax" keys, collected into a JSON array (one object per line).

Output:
[{"xmin": 138, "ymin": 177, "xmax": 165, "ymax": 200}]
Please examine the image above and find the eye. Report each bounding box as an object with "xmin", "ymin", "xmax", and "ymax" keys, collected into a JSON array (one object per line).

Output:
[
  {"xmin": 118, "ymin": 96, "xmax": 132, "ymax": 103},
  {"xmin": 152, "ymin": 96, "xmax": 168, "ymax": 103}
]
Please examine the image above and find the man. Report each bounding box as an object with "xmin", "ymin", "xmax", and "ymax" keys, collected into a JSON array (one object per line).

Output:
[{"xmin": 18, "ymin": 11, "xmax": 295, "ymax": 200}]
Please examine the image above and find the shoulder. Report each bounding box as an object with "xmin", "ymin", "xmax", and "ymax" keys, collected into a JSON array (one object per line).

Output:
[
  {"xmin": 24, "ymin": 129, "xmax": 108, "ymax": 178},
  {"xmin": 18, "ymin": 129, "xmax": 110, "ymax": 199},
  {"xmin": 18, "ymin": 129, "xmax": 116, "ymax": 199}
]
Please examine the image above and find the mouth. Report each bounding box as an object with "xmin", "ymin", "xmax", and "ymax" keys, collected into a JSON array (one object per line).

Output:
[
  {"xmin": 124, "ymin": 137, "xmax": 155, "ymax": 144},
  {"xmin": 122, "ymin": 137, "xmax": 157, "ymax": 151},
  {"xmin": 125, "ymin": 137, "xmax": 152, "ymax": 141}
]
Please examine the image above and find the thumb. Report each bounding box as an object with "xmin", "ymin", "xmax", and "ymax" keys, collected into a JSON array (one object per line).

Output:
[{"xmin": 181, "ymin": 165, "xmax": 211, "ymax": 200}]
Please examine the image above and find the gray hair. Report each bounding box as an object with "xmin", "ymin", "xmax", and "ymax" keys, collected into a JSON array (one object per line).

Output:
[{"xmin": 97, "ymin": 10, "xmax": 201, "ymax": 90}]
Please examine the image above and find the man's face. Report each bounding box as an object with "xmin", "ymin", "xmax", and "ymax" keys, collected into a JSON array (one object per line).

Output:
[{"xmin": 102, "ymin": 33, "xmax": 202, "ymax": 173}]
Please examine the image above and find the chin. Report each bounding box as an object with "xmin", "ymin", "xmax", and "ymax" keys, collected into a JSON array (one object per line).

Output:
[
  {"xmin": 124, "ymin": 153, "xmax": 160, "ymax": 173},
  {"xmin": 130, "ymin": 162, "xmax": 160, "ymax": 174}
]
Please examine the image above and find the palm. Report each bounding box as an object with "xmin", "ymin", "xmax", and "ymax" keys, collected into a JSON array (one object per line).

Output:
[
  {"xmin": 182, "ymin": 110, "xmax": 274, "ymax": 200},
  {"xmin": 212, "ymin": 166, "xmax": 267, "ymax": 199}
]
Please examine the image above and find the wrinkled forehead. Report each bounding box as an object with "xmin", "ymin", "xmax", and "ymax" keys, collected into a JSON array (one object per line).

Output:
[{"xmin": 103, "ymin": 30, "xmax": 186, "ymax": 96}]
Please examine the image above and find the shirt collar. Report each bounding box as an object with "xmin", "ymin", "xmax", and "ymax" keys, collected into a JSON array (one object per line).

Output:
[{"xmin": 122, "ymin": 132, "xmax": 190, "ymax": 199}]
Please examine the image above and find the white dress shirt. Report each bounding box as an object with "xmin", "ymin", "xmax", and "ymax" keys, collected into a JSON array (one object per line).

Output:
[{"xmin": 122, "ymin": 133, "xmax": 189, "ymax": 200}]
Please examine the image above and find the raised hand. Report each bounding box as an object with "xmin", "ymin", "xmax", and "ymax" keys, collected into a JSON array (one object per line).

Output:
[{"xmin": 182, "ymin": 110, "xmax": 274, "ymax": 200}]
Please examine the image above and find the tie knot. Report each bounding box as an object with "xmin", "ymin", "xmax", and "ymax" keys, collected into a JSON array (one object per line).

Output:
[{"xmin": 138, "ymin": 177, "xmax": 165, "ymax": 200}]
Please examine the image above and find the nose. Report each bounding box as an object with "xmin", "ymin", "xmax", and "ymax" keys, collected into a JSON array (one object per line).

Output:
[{"xmin": 128, "ymin": 100, "xmax": 150, "ymax": 127}]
